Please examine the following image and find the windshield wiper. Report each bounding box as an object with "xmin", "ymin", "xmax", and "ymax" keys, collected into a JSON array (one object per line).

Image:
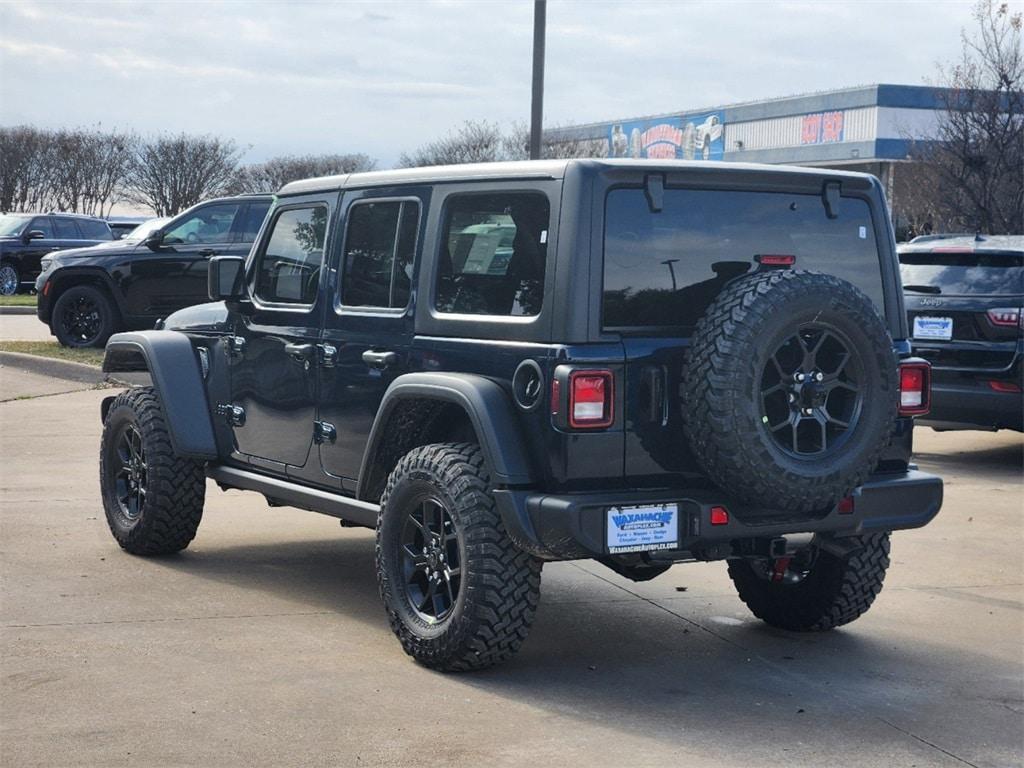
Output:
[{"xmin": 903, "ymin": 284, "xmax": 942, "ymax": 294}]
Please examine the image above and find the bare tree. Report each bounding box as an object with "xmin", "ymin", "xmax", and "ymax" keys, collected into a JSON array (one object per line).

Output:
[
  {"xmin": 503, "ymin": 122, "xmax": 608, "ymax": 160},
  {"xmin": 230, "ymin": 153, "xmax": 377, "ymax": 193},
  {"xmin": 397, "ymin": 120, "xmax": 606, "ymax": 168},
  {"xmin": 925, "ymin": 0, "xmax": 1024, "ymax": 234},
  {"xmin": 397, "ymin": 121, "xmax": 506, "ymax": 168},
  {"xmin": 0, "ymin": 126, "xmax": 53, "ymax": 213},
  {"xmin": 127, "ymin": 133, "xmax": 243, "ymax": 216}
]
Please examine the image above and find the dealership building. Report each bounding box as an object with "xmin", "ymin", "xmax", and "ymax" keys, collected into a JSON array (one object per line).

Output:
[{"xmin": 550, "ymin": 84, "xmax": 949, "ymax": 224}]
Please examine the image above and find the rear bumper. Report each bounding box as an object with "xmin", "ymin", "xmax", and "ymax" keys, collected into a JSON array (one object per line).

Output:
[
  {"xmin": 921, "ymin": 376, "xmax": 1023, "ymax": 432},
  {"xmin": 494, "ymin": 470, "xmax": 943, "ymax": 561}
]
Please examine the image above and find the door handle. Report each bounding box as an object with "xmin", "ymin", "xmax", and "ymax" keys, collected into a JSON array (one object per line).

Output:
[
  {"xmin": 362, "ymin": 349, "xmax": 397, "ymax": 370},
  {"xmin": 284, "ymin": 342, "xmax": 315, "ymax": 362},
  {"xmin": 198, "ymin": 249, "xmax": 218, "ymax": 257}
]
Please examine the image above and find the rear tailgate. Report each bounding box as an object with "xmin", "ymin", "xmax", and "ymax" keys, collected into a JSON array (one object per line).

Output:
[
  {"xmin": 603, "ymin": 185, "xmax": 893, "ymax": 484},
  {"xmin": 901, "ymin": 248, "xmax": 1023, "ymax": 373}
]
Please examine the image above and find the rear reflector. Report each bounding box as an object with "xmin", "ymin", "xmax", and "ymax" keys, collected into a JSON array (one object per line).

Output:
[
  {"xmin": 550, "ymin": 378, "xmax": 561, "ymax": 415},
  {"xmin": 986, "ymin": 307, "xmax": 1022, "ymax": 327},
  {"xmin": 898, "ymin": 361, "xmax": 931, "ymax": 416},
  {"xmin": 709, "ymin": 506, "xmax": 729, "ymax": 525},
  {"xmin": 757, "ymin": 254, "xmax": 796, "ymax": 266},
  {"xmin": 569, "ymin": 370, "xmax": 613, "ymax": 428},
  {"xmin": 989, "ymin": 379, "xmax": 1022, "ymax": 393},
  {"xmin": 837, "ymin": 496, "xmax": 855, "ymax": 515},
  {"xmin": 41, "ymin": 280, "xmax": 50, "ymax": 297}
]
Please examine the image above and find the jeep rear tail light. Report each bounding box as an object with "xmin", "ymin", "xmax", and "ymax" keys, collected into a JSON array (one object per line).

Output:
[
  {"xmin": 569, "ymin": 370, "xmax": 613, "ymax": 428},
  {"xmin": 898, "ymin": 361, "xmax": 931, "ymax": 416},
  {"xmin": 986, "ymin": 307, "xmax": 1022, "ymax": 328}
]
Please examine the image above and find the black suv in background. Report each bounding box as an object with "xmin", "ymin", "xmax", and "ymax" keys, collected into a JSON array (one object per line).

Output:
[
  {"xmin": 900, "ymin": 235, "xmax": 1023, "ymax": 431},
  {"xmin": 35, "ymin": 194, "xmax": 272, "ymax": 347},
  {"xmin": 0, "ymin": 212, "xmax": 114, "ymax": 295},
  {"xmin": 99, "ymin": 160, "xmax": 942, "ymax": 671}
]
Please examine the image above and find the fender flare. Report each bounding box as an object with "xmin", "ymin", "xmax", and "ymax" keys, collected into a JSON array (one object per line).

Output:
[
  {"xmin": 40, "ymin": 266, "xmax": 127, "ymax": 323},
  {"xmin": 102, "ymin": 330, "xmax": 218, "ymax": 459},
  {"xmin": 356, "ymin": 372, "xmax": 537, "ymax": 499}
]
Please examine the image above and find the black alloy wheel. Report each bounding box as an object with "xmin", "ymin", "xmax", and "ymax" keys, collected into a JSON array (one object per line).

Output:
[
  {"xmin": 400, "ymin": 497, "xmax": 463, "ymax": 623},
  {"xmin": 759, "ymin": 323, "xmax": 865, "ymax": 458},
  {"xmin": 112, "ymin": 422, "xmax": 147, "ymax": 520},
  {"xmin": 60, "ymin": 293, "xmax": 103, "ymax": 345}
]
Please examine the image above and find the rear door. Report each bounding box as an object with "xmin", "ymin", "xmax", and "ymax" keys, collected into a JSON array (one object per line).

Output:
[
  {"xmin": 316, "ymin": 190, "xmax": 426, "ymax": 488},
  {"xmin": 601, "ymin": 184, "xmax": 889, "ymax": 482},
  {"xmin": 227, "ymin": 199, "xmax": 272, "ymax": 259}
]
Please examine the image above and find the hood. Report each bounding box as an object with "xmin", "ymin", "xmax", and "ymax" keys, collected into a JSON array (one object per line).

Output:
[
  {"xmin": 163, "ymin": 301, "xmax": 231, "ymax": 333},
  {"xmin": 51, "ymin": 239, "xmax": 143, "ymax": 261}
]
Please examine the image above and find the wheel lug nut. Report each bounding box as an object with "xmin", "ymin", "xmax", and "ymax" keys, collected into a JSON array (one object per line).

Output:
[{"xmin": 815, "ymin": 372, "xmax": 824, "ymax": 382}]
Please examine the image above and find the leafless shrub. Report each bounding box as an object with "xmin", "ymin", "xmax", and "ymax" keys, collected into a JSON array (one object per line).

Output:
[{"xmin": 230, "ymin": 153, "xmax": 378, "ymax": 194}]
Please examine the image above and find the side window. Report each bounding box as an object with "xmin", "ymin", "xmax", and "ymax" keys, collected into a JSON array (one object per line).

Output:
[
  {"xmin": 29, "ymin": 217, "xmax": 55, "ymax": 239},
  {"xmin": 53, "ymin": 217, "xmax": 80, "ymax": 239},
  {"xmin": 253, "ymin": 206, "xmax": 327, "ymax": 305},
  {"xmin": 341, "ymin": 200, "xmax": 419, "ymax": 309},
  {"xmin": 238, "ymin": 201, "xmax": 271, "ymax": 243},
  {"xmin": 163, "ymin": 203, "xmax": 240, "ymax": 245},
  {"xmin": 435, "ymin": 192, "xmax": 549, "ymax": 317},
  {"xmin": 77, "ymin": 218, "xmax": 113, "ymax": 240}
]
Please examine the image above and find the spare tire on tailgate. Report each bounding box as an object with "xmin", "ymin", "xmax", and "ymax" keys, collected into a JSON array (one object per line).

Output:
[{"xmin": 682, "ymin": 269, "xmax": 897, "ymax": 513}]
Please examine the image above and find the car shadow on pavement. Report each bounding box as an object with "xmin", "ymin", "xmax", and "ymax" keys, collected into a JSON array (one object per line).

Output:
[
  {"xmin": 148, "ymin": 534, "xmax": 1019, "ymax": 762},
  {"xmin": 914, "ymin": 433, "xmax": 1022, "ymax": 479}
]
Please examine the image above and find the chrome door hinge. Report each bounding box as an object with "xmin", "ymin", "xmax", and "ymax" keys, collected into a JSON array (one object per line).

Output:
[
  {"xmin": 227, "ymin": 335, "xmax": 246, "ymax": 358},
  {"xmin": 216, "ymin": 403, "xmax": 246, "ymax": 427},
  {"xmin": 313, "ymin": 421, "xmax": 337, "ymax": 444}
]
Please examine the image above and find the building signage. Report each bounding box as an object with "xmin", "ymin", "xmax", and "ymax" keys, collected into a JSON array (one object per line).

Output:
[
  {"xmin": 801, "ymin": 110, "xmax": 845, "ymax": 145},
  {"xmin": 606, "ymin": 111, "xmax": 725, "ymax": 160}
]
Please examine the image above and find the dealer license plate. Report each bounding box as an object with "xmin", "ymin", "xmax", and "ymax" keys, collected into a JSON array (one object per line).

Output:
[
  {"xmin": 606, "ymin": 503, "xmax": 679, "ymax": 554},
  {"xmin": 913, "ymin": 316, "xmax": 953, "ymax": 341}
]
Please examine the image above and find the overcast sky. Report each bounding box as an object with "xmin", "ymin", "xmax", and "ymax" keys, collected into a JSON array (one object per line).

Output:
[{"xmin": 0, "ymin": 0, "xmax": 979, "ymax": 168}]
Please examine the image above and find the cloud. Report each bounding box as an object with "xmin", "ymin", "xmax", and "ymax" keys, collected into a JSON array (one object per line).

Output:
[{"xmin": 0, "ymin": 38, "xmax": 73, "ymax": 61}]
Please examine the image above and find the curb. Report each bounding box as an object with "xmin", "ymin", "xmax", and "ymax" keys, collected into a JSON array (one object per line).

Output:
[
  {"xmin": 0, "ymin": 351, "xmax": 134, "ymax": 387},
  {"xmin": 0, "ymin": 306, "xmax": 38, "ymax": 315}
]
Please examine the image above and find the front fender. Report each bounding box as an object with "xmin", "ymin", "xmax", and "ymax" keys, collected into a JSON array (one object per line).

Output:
[
  {"xmin": 103, "ymin": 330, "xmax": 218, "ymax": 459},
  {"xmin": 357, "ymin": 372, "xmax": 537, "ymax": 499}
]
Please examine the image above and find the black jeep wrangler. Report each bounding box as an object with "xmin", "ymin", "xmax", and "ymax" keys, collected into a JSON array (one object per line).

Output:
[{"xmin": 99, "ymin": 160, "xmax": 943, "ymax": 671}]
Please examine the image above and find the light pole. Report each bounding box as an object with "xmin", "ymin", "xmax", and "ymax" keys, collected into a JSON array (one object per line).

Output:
[{"xmin": 529, "ymin": 0, "xmax": 546, "ymax": 160}]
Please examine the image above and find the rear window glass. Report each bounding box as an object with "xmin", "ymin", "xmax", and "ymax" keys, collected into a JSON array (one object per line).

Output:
[
  {"xmin": 899, "ymin": 251, "xmax": 1023, "ymax": 296},
  {"xmin": 77, "ymin": 218, "xmax": 113, "ymax": 240},
  {"xmin": 53, "ymin": 217, "xmax": 79, "ymax": 238},
  {"xmin": 436, "ymin": 192, "xmax": 549, "ymax": 317},
  {"xmin": 603, "ymin": 188, "xmax": 884, "ymax": 329},
  {"xmin": 341, "ymin": 200, "xmax": 419, "ymax": 309}
]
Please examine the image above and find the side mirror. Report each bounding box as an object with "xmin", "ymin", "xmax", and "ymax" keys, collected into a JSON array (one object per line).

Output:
[
  {"xmin": 208, "ymin": 256, "xmax": 247, "ymax": 302},
  {"xmin": 22, "ymin": 230, "xmax": 45, "ymax": 243},
  {"xmin": 144, "ymin": 229, "xmax": 165, "ymax": 251}
]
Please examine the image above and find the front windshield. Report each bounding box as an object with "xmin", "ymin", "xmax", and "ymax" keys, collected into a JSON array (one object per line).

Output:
[
  {"xmin": 123, "ymin": 217, "xmax": 169, "ymax": 241},
  {"xmin": 0, "ymin": 215, "xmax": 31, "ymax": 237}
]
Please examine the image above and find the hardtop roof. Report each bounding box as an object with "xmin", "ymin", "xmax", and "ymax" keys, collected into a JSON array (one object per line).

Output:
[{"xmin": 277, "ymin": 158, "xmax": 878, "ymax": 196}]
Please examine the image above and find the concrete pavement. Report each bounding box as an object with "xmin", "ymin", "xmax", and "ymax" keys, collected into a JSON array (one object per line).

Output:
[
  {"xmin": 0, "ymin": 313, "xmax": 52, "ymax": 342},
  {"xmin": 1, "ymin": 380, "xmax": 1021, "ymax": 767}
]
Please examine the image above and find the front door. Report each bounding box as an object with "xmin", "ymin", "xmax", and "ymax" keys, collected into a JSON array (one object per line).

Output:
[
  {"xmin": 227, "ymin": 200, "xmax": 331, "ymax": 469},
  {"xmin": 125, "ymin": 201, "xmax": 242, "ymax": 318},
  {"xmin": 317, "ymin": 192, "xmax": 424, "ymax": 487}
]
